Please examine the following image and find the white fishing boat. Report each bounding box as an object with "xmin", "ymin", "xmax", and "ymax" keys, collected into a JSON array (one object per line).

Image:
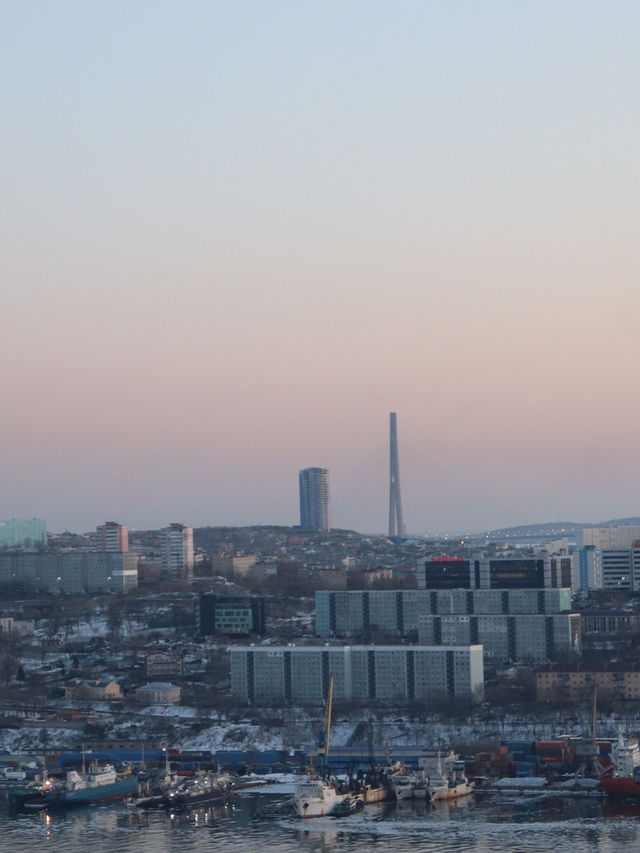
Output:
[
  {"xmin": 293, "ymin": 776, "xmax": 357, "ymax": 818},
  {"xmin": 420, "ymin": 751, "xmax": 475, "ymax": 802}
]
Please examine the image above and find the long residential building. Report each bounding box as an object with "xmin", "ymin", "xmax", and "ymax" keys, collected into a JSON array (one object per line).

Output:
[
  {"xmin": 417, "ymin": 613, "xmax": 581, "ymax": 664},
  {"xmin": 230, "ymin": 644, "xmax": 484, "ymax": 706},
  {"xmin": 0, "ymin": 551, "xmax": 138, "ymax": 593},
  {"xmin": 315, "ymin": 589, "xmax": 572, "ymax": 637}
]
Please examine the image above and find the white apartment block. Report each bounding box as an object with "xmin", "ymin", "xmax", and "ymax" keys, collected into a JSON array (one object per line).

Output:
[{"xmin": 230, "ymin": 644, "xmax": 484, "ymax": 706}]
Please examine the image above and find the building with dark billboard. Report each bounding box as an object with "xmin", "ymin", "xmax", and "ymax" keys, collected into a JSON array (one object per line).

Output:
[
  {"xmin": 422, "ymin": 558, "xmax": 471, "ymax": 588},
  {"xmin": 198, "ymin": 594, "xmax": 266, "ymax": 637}
]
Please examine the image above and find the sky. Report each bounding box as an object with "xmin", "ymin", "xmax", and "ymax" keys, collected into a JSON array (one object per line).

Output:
[{"xmin": 2, "ymin": 1, "xmax": 640, "ymax": 535}]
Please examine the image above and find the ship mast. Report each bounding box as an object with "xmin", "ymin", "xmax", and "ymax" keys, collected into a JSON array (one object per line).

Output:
[{"xmin": 317, "ymin": 673, "xmax": 334, "ymax": 774}]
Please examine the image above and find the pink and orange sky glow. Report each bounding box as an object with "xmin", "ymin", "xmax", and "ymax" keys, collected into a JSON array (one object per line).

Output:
[{"xmin": 2, "ymin": 1, "xmax": 640, "ymax": 534}]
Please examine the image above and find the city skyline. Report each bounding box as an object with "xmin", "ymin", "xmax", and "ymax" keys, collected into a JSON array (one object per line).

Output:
[{"xmin": 3, "ymin": 2, "xmax": 640, "ymax": 534}]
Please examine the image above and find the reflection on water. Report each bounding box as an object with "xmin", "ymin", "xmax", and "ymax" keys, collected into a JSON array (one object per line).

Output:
[{"xmin": 3, "ymin": 789, "xmax": 640, "ymax": 853}]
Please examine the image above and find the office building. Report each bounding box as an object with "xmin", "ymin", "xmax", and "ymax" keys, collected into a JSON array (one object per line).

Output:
[
  {"xmin": 418, "ymin": 556, "xmax": 572, "ymax": 590},
  {"xmin": 417, "ymin": 613, "xmax": 581, "ymax": 664},
  {"xmin": 161, "ymin": 523, "xmax": 194, "ymax": 580},
  {"xmin": 299, "ymin": 467, "xmax": 329, "ymax": 531},
  {"xmin": 577, "ymin": 525, "xmax": 640, "ymax": 548},
  {"xmin": 315, "ymin": 588, "xmax": 572, "ymax": 637},
  {"xmin": 0, "ymin": 519, "xmax": 46, "ymax": 549},
  {"xmin": 97, "ymin": 521, "xmax": 129, "ymax": 552},
  {"xmin": 230, "ymin": 644, "xmax": 484, "ymax": 706},
  {"xmin": 572, "ymin": 545, "xmax": 640, "ymax": 591}
]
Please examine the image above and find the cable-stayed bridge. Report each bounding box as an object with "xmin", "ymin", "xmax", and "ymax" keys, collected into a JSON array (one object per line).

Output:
[{"xmin": 330, "ymin": 414, "xmax": 520, "ymax": 538}]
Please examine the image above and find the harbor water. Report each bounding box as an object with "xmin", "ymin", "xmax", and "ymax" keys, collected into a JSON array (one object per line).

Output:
[{"xmin": 3, "ymin": 787, "xmax": 640, "ymax": 853}]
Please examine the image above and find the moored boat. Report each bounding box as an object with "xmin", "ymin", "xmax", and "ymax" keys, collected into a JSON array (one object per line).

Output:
[
  {"xmin": 9, "ymin": 763, "xmax": 138, "ymax": 811},
  {"xmin": 163, "ymin": 772, "xmax": 234, "ymax": 811},
  {"xmin": 293, "ymin": 777, "xmax": 359, "ymax": 818},
  {"xmin": 419, "ymin": 752, "xmax": 475, "ymax": 802},
  {"xmin": 600, "ymin": 734, "xmax": 640, "ymax": 800}
]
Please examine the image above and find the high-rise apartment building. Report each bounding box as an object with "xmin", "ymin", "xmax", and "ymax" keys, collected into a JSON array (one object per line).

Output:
[
  {"xmin": 161, "ymin": 523, "xmax": 194, "ymax": 580},
  {"xmin": 299, "ymin": 467, "xmax": 329, "ymax": 531},
  {"xmin": 0, "ymin": 519, "xmax": 46, "ymax": 549},
  {"xmin": 97, "ymin": 521, "xmax": 129, "ymax": 552}
]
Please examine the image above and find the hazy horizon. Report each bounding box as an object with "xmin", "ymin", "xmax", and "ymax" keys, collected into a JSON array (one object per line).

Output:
[{"xmin": 3, "ymin": 2, "xmax": 640, "ymax": 535}]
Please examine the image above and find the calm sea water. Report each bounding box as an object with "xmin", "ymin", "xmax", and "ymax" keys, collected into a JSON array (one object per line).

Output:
[{"xmin": 3, "ymin": 788, "xmax": 640, "ymax": 853}]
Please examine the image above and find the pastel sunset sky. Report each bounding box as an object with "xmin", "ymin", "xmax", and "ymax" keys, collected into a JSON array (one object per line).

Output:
[{"xmin": 3, "ymin": 1, "xmax": 639, "ymax": 534}]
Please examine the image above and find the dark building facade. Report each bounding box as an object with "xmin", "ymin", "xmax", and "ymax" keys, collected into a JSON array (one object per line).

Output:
[{"xmin": 418, "ymin": 556, "xmax": 568, "ymax": 590}]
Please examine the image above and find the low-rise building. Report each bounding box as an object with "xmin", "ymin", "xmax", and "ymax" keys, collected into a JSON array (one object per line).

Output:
[
  {"xmin": 145, "ymin": 652, "xmax": 183, "ymax": 679},
  {"xmin": 536, "ymin": 665, "xmax": 640, "ymax": 702},
  {"xmin": 134, "ymin": 682, "xmax": 182, "ymax": 704},
  {"xmin": 0, "ymin": 616, "xmax": 35, "ymax": 635},
  {"xmin": 580, "ymin": 610, "xmax": 640, "ymax": 636},
  {"xmin": 64, "ymin": 679, "xmax": 123, "ymax": 701}
]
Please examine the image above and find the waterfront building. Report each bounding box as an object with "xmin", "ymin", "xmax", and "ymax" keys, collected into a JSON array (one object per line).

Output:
[
  {"xmin": 161, "ymin": 523, "xmax": 194, "ymax": 580},
  {"xmin": 417, "ymin": 612, "xmax": 581, "ymax": 664},
  {"xmin": 299, "ymin": 467, "xmax": 329, "ymax": 531},
  {"xmin": 0, "ymin": 518, "xmax": 46, "ymax": 549},
  {"xmin": 230, "ymin": 644, "xmax": 484, "ymax": 706},
  {"xmin": 315, "ymin": 588, "xmax": 572, "ymax": 637}
]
